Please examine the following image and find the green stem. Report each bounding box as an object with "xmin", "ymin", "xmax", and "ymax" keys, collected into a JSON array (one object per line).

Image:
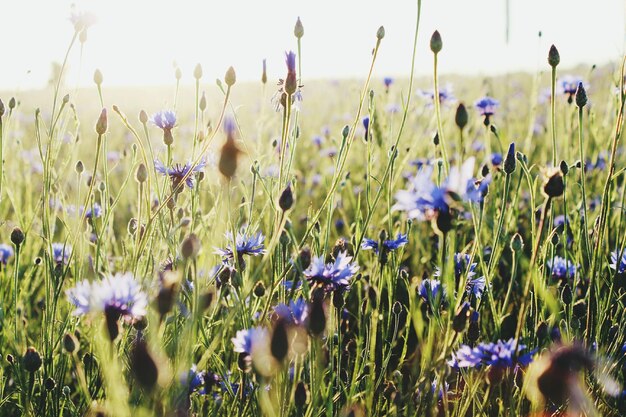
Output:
[{"xmin": 433, "ymin": 52, "xmax": 449, "ymax": 174}]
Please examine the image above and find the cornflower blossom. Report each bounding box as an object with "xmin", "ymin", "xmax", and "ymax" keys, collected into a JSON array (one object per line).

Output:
[
  {"xmin": 383, "ymin": 77, "xmax": 393, "ymax": 90},
  {"xmin": 361, "ymin": 233, "xmax": 408, "ymax": 254},
  {"xmin": 303, "ymin": 252, "xmax": 359, "ymax": 293},
  {"xmin": 151, "ymin": 110, "xmax": 177, "ymax": 145},
  {"xmin": 215, "ymin": 230, "xmax": 266, "ymax": 262},
  {"xmin": 393, "ymin": 158, "xmax": 490, "ymax": 225},
  {"xmin": 418, "ymin": 278, "xmax": 446, "ymax": 304},
  {"xmin": 66, "ymin": 272, "xmax": 148, "ymax": 319},
  {"xmin": 184, "ymin": 365, "xmax": 206, "ymax": 394},
  {"xmin": 610, "ymin": 249, "xmax": 626, "ymax": 274},
  {"xmin": 0, "ymin": 244, "xmax": 14, "ymax": 265},
  {"xmin": 154, "ymin": 158, "xmax": 207, "ymax": 190},
  {"xmin": 474, "ymin": 96, "xmax": 499, "ymax": 125},
  {"xmin": 559, "ymin": 75, "xmax": 585, "ymax": 103},
  {"xmin": 449, "ymin": 338, "xmax": 535, "ymax": 369},
  {"xmin": 362, "ymin": 116, "xmax": 370, "ymax": 141},
  {"xmin": 52, "ymin": 243, "xmax": 72, "ymax": 265},
  {"xmin": 273, "ymin": 297, "xmax": 309, "ymax": 326},
  {"xmin": 546, "ymin": 256, "xmax": 577, "ymax": 280},
  {"xmin": 417, "ymin": 84, "xmax": 456, "ymax": 107},
  {"xmin": 82, "ymin": 203, "xmax": 103, "ymax": 219},
  {"xmin": 232, "ymin": 327, "xmax": 268, "ymax": 354}
]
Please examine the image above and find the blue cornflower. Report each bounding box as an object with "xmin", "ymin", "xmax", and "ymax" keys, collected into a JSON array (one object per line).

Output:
[
  {"xmin": 383, "ymin": 77, "xmax": 393, "ymax": 89},
  {"xmin": 361, "ymin": 233, "xmax": 408, "ymax": 254},
  {"xmin": 610, "ymin": 249, "xmax": 626, "ymax": 274},
  {"xmin": 491, "ymin": 153, "xmax": 503, "ymax": 166},
  {"xmin": 0, "ymin": 244, "xmax": 14, "ymax": 265},
  {"xmin": 184, "ymin": 365, "xmax": 206, "ymax": 394},
  {"xmin": 303, "ymin": 252, "xmax": 359, "ymax": 292},
  {"xmin": 151, "ymin": 110, "xmax": 177, "ymax": 130},
  {"xmin": 273, "ymin": 297, "xmax": 309, "ymax": 326},
  {"xmin": 474, "ymin": 96, "xmax": 499, "ymax": 116},
  {"xmin": 215, "ymin": 229, "xmax": 266, "ymax": 261},
  {"xmin": 454, "ymin": 253, "xmax": 477, "ymax": 280},
  {"xmin": 66, "ymin": 272, "xmax": 148, "ymax": 319},
  {"xmin": 418, "ymin": 85, "xmax": 456, "ymax": 106},
  {"xmin": 155, "ymin": 158, "xmax": 207, "ymax": 189},
  {"xmin": 418, "ymin": 278, "xmax": 446, "ymax": 304},
  {"xmin": 82, "ymin": 203, "xmax": 103, "ymax": 219},
  {"xmin": 232, "ymin": 327, "xmax": 268, "ymax": 354},
  {"xmin": 547, "ymin": 256, "xmax": 577, "ymax": 280},
  {"xmin": 362, "ymin": 116, "xmax": 370, "ymax": 141},
  {"xmin": 285, "ymin": 51, "xmax": 296, "ymax": 74},
  {"xmin": 466, "ymin": 276, "xmax": 487, "ymax": 299},
  {"xmin": 52, "ymin": 243, "xmax": 72, "ymax": 265},
  {"xmin": 448, "ymin": 338, "xmax": 535, "ymax": 369},
  {"xmin": 559, "ymin": 75, "xmax": 584, "ymax": 102}
]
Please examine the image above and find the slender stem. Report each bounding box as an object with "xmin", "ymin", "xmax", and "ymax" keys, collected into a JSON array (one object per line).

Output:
[
  {"xmin": 577, "ymin": 106, "xmax": 591, "ymax": 264},
  {"xmin": 433, "ymin": 52, "xmax": 449, "ymax": 175},
  {"xmin": 550, "ymin": 66, "xmax": 557, "ymax": 167}
]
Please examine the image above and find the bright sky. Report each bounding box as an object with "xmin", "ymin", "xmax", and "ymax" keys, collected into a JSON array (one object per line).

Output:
[{"xmin": 1, "ymin": 0, "xmax": 625, "ymax": 90}]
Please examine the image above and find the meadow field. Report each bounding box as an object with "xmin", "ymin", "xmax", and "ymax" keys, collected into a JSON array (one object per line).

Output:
[{"xmin": 1, "ymin": 5, "xmax": 626, "ymax": 417}]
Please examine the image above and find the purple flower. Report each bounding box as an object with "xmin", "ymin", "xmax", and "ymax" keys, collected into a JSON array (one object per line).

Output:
[
  {"xmin": 232, "ymin": 327, "xmax": 268, "ymax": 354},
  {"xmin": 304, "ymin": 252, "xmax": 359, "ymax": 292},
  {"xmin": 151, "ymin": 110, "xmax": 177, "ymax": 130},
  {"xmin": 418, "ymin": 85, "xmax": 456, "ymax": 106},
  {"xmin": 273, "ymin": 297, "xmax": 309, "ymax": 326},
  {"xmin": 184, "ymin": 365, "xmax": 206, "ymax": 394},
  {"xmin": 361, "ymin": 233, "xmax": 408, "ymax": 254},
  {"xmin": 52, "ymin": 243, "xmax": 72, "ymax": 265},
  {"xmin": 383, "ymin": 77, "xmax": 393, "ymax": 88},
  {"xmin": 454, "ymin": 253, "xmax": 477, "ymax": 280},
  {"xmin": 491, "ymin": 153, "xmax": 503, "ymax": 166},
  {"xmin": 66, "ymin": 272, "xmax": 148, "ymax": 319},
  {"xmin": 215, "ymin": 229, "xmax": 266, "ymax": 261},
  {"xmin": 610, "ymin": 249, "xmax": 626, "ymax": 274},
  {"xmin": 362, "ymin": 116, "xmax": 370, "ymax": 141},
  {"xmin": 466, "ymin": 276, "xmax": 487, "ymax": 299},
  {"xmin": 0, "ymin": 244, "xmax": 14, "ymax": 265},
  {"xmin": 474, "ymin": 97, "xmax": 499, "ymax": 125},
  {"xmin": 82, "ymin": 203, "xmax": 103, "ymax": 219},
  {"xmin": 285, "ymin": 51, "xmax": 297, "ymax": 74},
  {"xmin": 155, "ymin": 158, "xmax": 206, "ymax": 189},
  {"xmin": 449, "ymin": 338, "xmax": 535, "ymax": 369},
  {"xmin": 418, "ymin": 278, "xmax": 445, "ymax": 304},
  {"xmin": 559, "ymin": 75, "xmax": 585, "ymax": 101},
  {"xmin": 547, "ymin": 256, "xmax": 577, "ymax": 280}
]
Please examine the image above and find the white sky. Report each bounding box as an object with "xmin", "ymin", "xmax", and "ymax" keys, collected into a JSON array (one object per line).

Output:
[{"xmin": 1, "ymin": 0, "xmax": 625, "ymax": 90}]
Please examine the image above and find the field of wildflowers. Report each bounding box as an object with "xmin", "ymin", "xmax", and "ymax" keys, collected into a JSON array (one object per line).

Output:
[{"xmin": 2, "ymin": 3, "xmax": 626, "ymax": 417}]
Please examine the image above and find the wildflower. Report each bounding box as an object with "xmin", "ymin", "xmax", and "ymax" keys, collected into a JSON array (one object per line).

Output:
[
  {"xmin": 418, "ymin": 278, "xmax": 445, "ymax": 304},
  {"xmin": 454, "ymin": 253, "xmax": 477, "ymax": 280},
  {"xmin": 303, "ymin": 252, "xmax": 359, "ymax": 293},
  {"xmin": 151, "ymin": 110, "xmax": 176, "ymax": 145},
  {"xmin": 273, "ymin": 297, "xmax": 309, "ymax": 326},
  {"xmin": 82, "ymin": 203, "xmax": 103, "ymax": 219},
  {"xmin": 66, "ymin": 272, "xmax": 148, "ymax": 319},
  {"xmin": 215, "ymin": 229, "xmax": 265, "ymax": 270},
  {"xmin": 361, "ymin": 233, "xmax": 408, "ymax": 254},
  {"xmin": 51, "ymin": 243, "xmax": 72, "ymax": 265},
  {"xmin": 547, "ymin": 256, "xmax": 577, "ymax": 280},
  {"xmin": 69, "ymin": 8, "xmax": 96, "ymax": 33},
  {"xmin": 284, "ymin": 51, "xmax": 298, "ymax": 95},
  {"xmin": 474, "ymin": 96, "xmax": 499, "ymax": 126},
  {"xmin": 559, "ymin": 75, "xmax": 585, "ymax": 104},
  {"xmin": 449, "ymin": 338, "xmax": 535, "ymax": 369},
  {"xmin": 418, "ymin": 84, "xmax": 456, "ymax": 107},
  {"xmin": 184, "ymin": 365, "xmax": 207, "ymax": 395},
  {"xmin": 362, "ymin": 116, "xmax": 370, "ymax": 141},
  {"xmin": 466, "ymin": 276, "xmax": 487, "ymax": 299},
  {"xmin": 218, "ymin": 117, "xmax": 242, "ymax": 179},
  {"xmin": 0, "ymin": 243, "xmax": 14, "ymax": 265},
  {"xmin": 609, "ymin": 249, "xmax": 626, "ymax": 274},
  {"xmin": 232, "ymin": 327, "xmax": 268, "ymax": 354},
  {"xmin": 155, "ymin": 159, "xmax": 206, "ymax": 190},
  {"xmin": 491, "ymin": 153, "xmax": 503, "ymax": 166},
  {"xmin": 383, "ymin": 77, "xmax": 393, "ymax": 91}
]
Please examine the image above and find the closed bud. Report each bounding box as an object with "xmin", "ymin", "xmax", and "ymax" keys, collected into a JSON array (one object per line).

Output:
[
  {"xmin": 253, "ymin": 281, "xmax": 266, "ymax": 298},
  {"xmin": 543, "ymin": 169, "xmax": 565, "ymax": 198},
  {"xmin": 181, "ymin": 234, "xmax": 201, "ymax": 260},
  {"xmin": 503, "ymin": 142, "xmax": 516, "ymax": 174},
  {"xmin": 75, "ymin": 160, "xmax": 84, "ymax": 174},
  {"xmin": 218, "ymin": 137, "xmax": 242, "ymax": 179},
  {"xmin": 261, "ymin": 59, "xmax": 267, "ymax": 85},
  {"xmin": 392, "ymin": 301, "xmax": 403, "ymax": 315},
  {"xmin": 11, "ymin": 227, "xmax": 24, "ymax": 247},
  {"xmin": 193, "ymin": 63, "xmax": 203, "ymax": 80},
  {"xmin": 62, "ymin": 94, "xmax": 70, "ymax": 104},
  {"xmin": 199, "ymin": 92, "xmax": 207, "ymax": 111},
  {"xmin": 130, "ymin": 340, "xmax": 159, "ymax": 390},
  {"xmin": 572, "ymin": 299, "xmax": 587, "ymax": 318},
  {"xmin": 93, "ymin": 69, "xmax": 103, "ymax": 85},
  {"xmin": 279, "ymin": 183, "xmax": 294, "ymax": 211},
  {"xmin": 298, "ymin": 246, "xmax": 312, "ymax": 270},
  {"xmin": 452, "ymin": 302, "xmax": 470, "ymax": 333},
  {"xmin": 135, "ymin": 163, "xmax": 148, "ymax": 183},
  {"xmin": 270, "ymin": 319, "xmax": 289, "ymax": 362},
  {"xmin": 8, "ymin": 97, "xmax": 16, "ymax": 110},
  {"xmin": 561, "ymin": 284, "xmax": 573, "ymax": 305},
  {"xmin": 342, "ymin": 125, "xmax": 350, "ymax": 139},
  {"xmin": 22, "ymin": 347, "xmax": 42, "ymax": 373},
  {"xmin": 536, "ymin": 321, "xmax": 548, "ymax": 340},
  {"xmin": 95, "ymin": 108, "xmax": 107, "ymax": 135},
  {"xmin": 44, "ymin": 377, "xmax": 56, "ymax": 391},
  {"xmin": 575, "ymin": 83, "xmax": 587, "ymax": 108},
  {"xmin": 308, "ymin": 289, "xmax": 326, "ymax": 336},
  {"xmin": 510, "ymin": 232, "xmax": 524, "ymax": 252},
  {"xmin": 63, "ymin": 333, "xmax": 78, "ymax": 353},
  {"xmin": 139, "ymin": 110, "xmax": 148, "ymax": 124},
  {"xmin": 548, "ymin": 44, "xmax": 560, "ymax": 67},
  {"xmin": 225, "ymin": 66, "xmax": 237, "ymax": 87},
  {"xmin": 294, "ymin": 381, "xmax": 309, "ymax": 407},
  {"xmin": 294, "ymin": 17, "xmax": 304, "ymax": 39},
  {"xmin": 430, "ymin": 30, "xmax": 442, "ymax": 54},
  {"xmin": 455, "ymin": 103, "xmax": 468, "ymax": 129},
  {"xmin": 376, "ymin": 26, "xmax": 385, "ymax": 40},
  {"xmin": 175, "ymin": 67, "xmax": 182, "ymax": 80},
  {"xmin": 559, "ymin": 160, "xmax": 569, "ymax": 176}
]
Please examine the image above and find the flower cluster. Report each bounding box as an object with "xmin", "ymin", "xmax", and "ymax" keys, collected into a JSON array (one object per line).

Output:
[
  {"xmin": 303, "ymin": 252, "xmax": 359, "ymax": 293},
  {"xmin": 449, "ymin": 338, "xmax": 535, "ymax": 369},
  {"xmin": 547, "ymin": 256, "xmax": 577, "ymax": 280},
  {"xmin": 361, "ymin": 233, "xmax": 408, "ymax": 255}
]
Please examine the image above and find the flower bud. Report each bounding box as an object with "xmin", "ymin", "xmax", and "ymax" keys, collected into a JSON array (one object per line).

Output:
[
  {"xmin": 130, "ymin": 340, "xmax": 159, "ymax": 390},
  {"xmin": 253, "ymin": 281, "xmax": 266, "ymax": 298},
  {"xmin": 261, "ymin": 59, "xmax": 267, "ymax": 85},
  {"xmin": 225, "ymin": 66, "xmax": 236, "ymax": 87},
  {"xmin": 11, "ymin": 227, "xmax": 24, "ymax": 247},
  {"xmin": 548, "ymin": 44, "xmax": 560, "ymax": 67},
  {"xmin": 194, "ymin": 63, "xmax": 203, "ymax": 80},
  {"xmin": 279, "ymin": 183, "xmax": 294, "ymax": 211},
  {"xmin": 95, "ymin": 108, "xmax": 107, "ymax": 135},
  {"xmin": 452, "ymin": 302, "xmax": 470, "ymax": 333},
  {"xmin": 175, "ymin": 67, "xmax": 182, "ymax": 80},
  {"xmin": 22, "ymin": 347, "xmax": 42, "ymax": 373},
  {"xmin": 135, "ymin": 163, "xmax": 148, "ymax": 183},
  {"xmin": 181, "ymin": 234, "xmax": 201, "ymax": 260},
  {"xmin": 199, "ymin": 92, "xmax": 207, "ymax": 111},
  {"xmin": 63, "ymin": 332, "xmax": 78, "ymax": 353},
  {"xmin": 270, "ymin": 319, "xmax": 289, "ymax": 362},
  {"xmin": 455, "ymin": 103, "xmax": 468, "ymax": 130},
  {"xmin": 8, "ymin": 97, "xmax": 16, "ymax": 110},
  {"xmin": 294, "ymin": 17, "xmax": 304, "ymax": 39},
  {"xmin": 503, "ymin": 142, "xmax": 516, "ymax": 174},
  {"xmin": 510, "ymin": 233, "xmax": 524, "ymax": 252},
  {"xmin": 139, "ymin": 110, "xmax": 148, "ymax": 124},
  {"xmin": 575, "ymin": 83, "xmax": 587, "ymax": 108},
  {"xmin": 294, "ymin": 381, "xmax": 309, "ymax": 407},
  {"xmin": 559, "ymin": 160, "xmax": 569, "ymax": 176},
  {"xmin": 376, "ymin": 26, "xmax": 385, "ymax": 40},
  {"xmin": 430, "ymin": 30, "xmax": 442, "ymax": 54},
  {"xmin": 543, "ymin": 169, "xmax": 565, "ymax": 198},
  {"xmin": 93, "ymin": 69, "xmax": 103, "ymax": 86}
]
